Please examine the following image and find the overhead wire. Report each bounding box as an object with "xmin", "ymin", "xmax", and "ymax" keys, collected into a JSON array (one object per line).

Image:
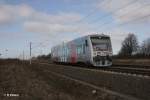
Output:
[
  {"xmin": 74, "ymin": 0, "xmax": 106, "ymax": 23},
  {"xmin": 92, "ymin": 2, "xmax": 150, "ymax": 31},
  {"xmin": 73, "ymin": 0, "xmax": 139, "ymax": 33},
  {"xmin": 89, "ymin": 0, "xmax": 138, "ymax": 24}
]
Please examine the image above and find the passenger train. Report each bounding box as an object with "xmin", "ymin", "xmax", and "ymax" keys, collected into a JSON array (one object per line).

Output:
[{"xmin": 51, "ymin": 34, "xmax": 113, "ymax": 67}]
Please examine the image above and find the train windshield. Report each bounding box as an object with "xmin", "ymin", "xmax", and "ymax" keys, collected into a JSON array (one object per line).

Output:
[{"xmin": 90, "ymin": 36, "xmax": 111, "ymax": 51}]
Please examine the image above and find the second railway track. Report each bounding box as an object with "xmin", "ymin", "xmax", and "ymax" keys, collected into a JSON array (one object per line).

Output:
[
  {"xmin": 98, "ymin": 66, "xmax": 150, "ymax": 76},
  {"xmin": 74, "ymin": 64, "xmax": 150, "ymax": 76}
]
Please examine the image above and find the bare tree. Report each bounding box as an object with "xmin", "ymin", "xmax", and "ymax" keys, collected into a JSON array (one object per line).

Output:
[
  {"xmin": 119, "ymin": 33, "xmax": 139, "ymax": 57},
  {"xmin": 140, "ymin": 38, "xmax": 150, "ymax": 56}
]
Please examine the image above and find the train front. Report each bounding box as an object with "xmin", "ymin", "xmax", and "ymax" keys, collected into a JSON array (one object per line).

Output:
[{"xmin": 90, "ymin": 35, "xmax": 112, "ymax": 67}]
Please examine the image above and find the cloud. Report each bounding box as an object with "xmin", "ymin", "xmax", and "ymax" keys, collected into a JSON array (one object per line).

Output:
[
  {"xmin": 26, "ymin": 11, "xmax": 82, "ymax": 24},
  {"xmin": 22, "ymin": 9, "xmax": 91, "ymax": 34},
  {"xmin": 24, "ymin": 21, "xmax": 78, "ymax": 34},
  {"xmin": 0, "ymin": 4, "xmax": 93, "ymax": 34},
  {"xmin": 0, "ymin": 5, "xmax": 16, "ymax": 25},
  {"xmin": 96, "ymin": 0, "xmax": 150, "ymax": 24},
  {"xmin": 0, "ymin": 4, "xmax": 81, "ymax": 25},
  {"xmin": 0, "ymin": 4, "xmax": 32, "ymax": 25},
  {"xmin": 0, "ymin": 3, "xmax": 93, "ymax": 47}
]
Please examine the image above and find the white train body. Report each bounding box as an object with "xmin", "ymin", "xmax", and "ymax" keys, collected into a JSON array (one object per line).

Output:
[{"xmin": 51, "ymin": 34, "xmax": 113, "ymax": 67}]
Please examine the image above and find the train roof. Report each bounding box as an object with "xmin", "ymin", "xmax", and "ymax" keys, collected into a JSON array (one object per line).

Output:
[
  {"xmin": 71, "ymin": 34, "xmax": 109, "ymax": 39},
  {"xmin": 51, "ymin": 34, "xmax": 110, "ymax": 49},
  {"xmin": 87, "ymin": 34, "xmax": 110, "ymax": 37}
]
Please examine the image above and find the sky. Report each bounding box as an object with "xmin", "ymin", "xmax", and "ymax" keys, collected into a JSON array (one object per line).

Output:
[{"xmin": 0, "ymin": 0, "xmax": 150, "ymax": 59}]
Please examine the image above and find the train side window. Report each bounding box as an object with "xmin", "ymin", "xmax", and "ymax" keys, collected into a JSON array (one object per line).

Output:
[
  {"xmin": 77, "ymin": 45, "xmax": 82, "ymax": 55},
  {"xmin": 83, "ymin": 44, "xmax": 85, "ymax": 54},
  {"xmin": 85, "ymin": 40, "xmax": 88, "ymax": 46}
]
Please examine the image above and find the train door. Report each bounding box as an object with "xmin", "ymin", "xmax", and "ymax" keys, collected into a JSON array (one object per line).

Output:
[
  {"xmin": 70, "ymin": 42, "xmax": 77, "ymax": 63},
  {"xmin": 85, "ymin": 37, "xmax": 93, "ymax": 64}
]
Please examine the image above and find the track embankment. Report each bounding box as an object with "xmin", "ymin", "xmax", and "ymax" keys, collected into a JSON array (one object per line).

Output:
[
  {"xmin": 101, "ymin": 66, "xmax": 150, "ymax": 76},
  {"xmin": 36, "ymin": 62, "xmax": 150, "ymax": 100},
  {"xmin": 113, "ymin": 59, "xmax": 150, "ymax": 68}
]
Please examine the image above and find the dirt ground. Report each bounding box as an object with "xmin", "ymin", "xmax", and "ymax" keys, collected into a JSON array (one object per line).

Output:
[
  {"xmin": 0, "ymin": 60, "xmax": 110, "ymax": 100},
  {"xmin": 0, "ymin": 62, "xmax": 75, "ymax": 100}
]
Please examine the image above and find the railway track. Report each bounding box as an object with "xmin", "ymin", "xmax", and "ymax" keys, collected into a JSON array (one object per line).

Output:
[
  {"xmin": 32, "ymin": 62, "xmax": 150, "ymax": 100},
  {"xmin": 55, "ymin": 63, "xmax": 150, "ymax": 77},
  {"xmin": 112, "ymin": 64, "xmax": 150, "ymax": 69},
  {"xmin": 78, "ymin": 64, "xmax": 150, "ymax": 76},
  {"xmin": 36, "ymin": 62, "xmax": 150, "ymax": 76},
  {"xmin": 98, "ymin": 67, "xmax": 150, "ymax": 76}
]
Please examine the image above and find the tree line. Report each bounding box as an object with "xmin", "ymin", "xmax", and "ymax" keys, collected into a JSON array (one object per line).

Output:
[
  {"xmin": 36, "ymin": 53, "xmax": 51, "ymax": 60},
  {"xmin": 117, "ymin": 33, "xmax": 150, "ymax": 58}
]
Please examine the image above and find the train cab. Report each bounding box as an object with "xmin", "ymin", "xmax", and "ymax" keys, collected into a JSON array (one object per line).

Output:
[{"xmin": 89, "ymin": 35, "xmax": 112, "ymax": 66}]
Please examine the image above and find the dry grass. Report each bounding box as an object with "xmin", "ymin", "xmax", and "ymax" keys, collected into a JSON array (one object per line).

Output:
[
  {"xmin": 0, "ymin": 61, "xmax": 76, "ymax": 100},
  {"xmin": 0, "ymin": 60, "xmax": 111, "ymax": 100}
]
